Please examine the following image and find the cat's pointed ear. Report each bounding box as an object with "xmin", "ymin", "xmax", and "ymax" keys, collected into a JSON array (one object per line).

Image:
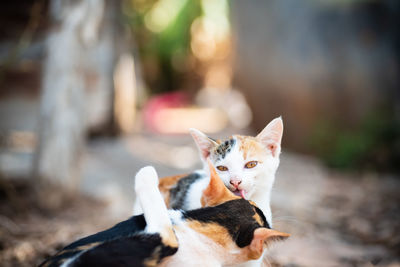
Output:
[
  {"xmin": 201, "ymin": 158, "xmax": 236, "ymax": 207},
  {"xmin": 189, "ymin": 128, "xmax": 218, "ymax": 161},
  {"xmin": 256, "ymin": 117, "xmax": 283, "ymax": 157},
  {"xmin": 249, "ymin": 228, "xmax": 290, "ymax": 258}
]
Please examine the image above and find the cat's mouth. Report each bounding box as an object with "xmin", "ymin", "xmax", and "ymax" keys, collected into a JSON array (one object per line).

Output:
[{"xmin": 232, "ymin": 189, "xmax": 247, "ymax": 199}]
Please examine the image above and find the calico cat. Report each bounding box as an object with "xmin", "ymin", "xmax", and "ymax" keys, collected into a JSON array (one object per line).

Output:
[
  {"xmin": 140, "ymin": 117, "xmax": 284, "ymax": 267},
  {"xmin": 134, "ymin": 117, "xmax": 283, "ymax": 229},
  {"xmin": 40, "ymin": 160, "xmax": 289, "ymax": 267}
]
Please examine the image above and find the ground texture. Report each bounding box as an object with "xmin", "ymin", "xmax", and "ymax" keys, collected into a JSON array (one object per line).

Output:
[{"xmin": 0, "ymin": 133, "xmax": 399, "ymax": 266}]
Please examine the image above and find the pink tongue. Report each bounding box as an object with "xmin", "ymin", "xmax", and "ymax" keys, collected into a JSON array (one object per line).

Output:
[{"xmin": 233, "ymin": 189, "xmax": 246, "ymax": 199}]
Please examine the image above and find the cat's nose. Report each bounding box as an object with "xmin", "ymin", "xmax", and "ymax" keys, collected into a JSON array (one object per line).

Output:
[{"xmin": 230, "ymin": 180, "xmax": 242, "ymax": 188}]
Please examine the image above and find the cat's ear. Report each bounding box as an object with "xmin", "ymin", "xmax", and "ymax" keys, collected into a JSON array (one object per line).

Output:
[
  {"xmin": 201, "ymin": 158, "xmax": 237, "ymax": 207},
  {"xmin": 256, "ymin": 117, "xmax": 283, "ymax": 157},
  {"xmin": 189, "ymin": 128, "xmax": 218, "ymax": 161},
  {"xmin": 249, "ymin": 228, "xmax": 290, "ymax": 258}
]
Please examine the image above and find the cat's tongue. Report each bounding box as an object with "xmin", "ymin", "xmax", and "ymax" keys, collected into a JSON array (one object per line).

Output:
[{"xmin": 233, "ymin": 189, "xmax": 247, "ymax": 199}]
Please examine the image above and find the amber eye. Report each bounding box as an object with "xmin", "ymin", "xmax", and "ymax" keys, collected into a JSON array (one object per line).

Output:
[
  {"xmin": 216, "ymin": 165, "xmax": 228, "ymax": 171},
  {"xmin": 245, "ymin": 161, "xmax": 258, "ymax": 169}
]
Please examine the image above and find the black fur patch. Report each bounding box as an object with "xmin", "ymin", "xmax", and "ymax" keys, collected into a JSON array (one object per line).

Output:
[
  {"xmin": 254, "ymin": 205, "xmax": 270, "ymax": 229},
  {"xmin": 70, "ymin": 233, "xmax": 177, "ymax": 267},
  {"xmin": 169, "ymin": 172, "xmax": 204, "ymax": 210},
  {"xmin": 182, "ymin": 199, "xmax": 266, "ymax": 248},
  {"xmin": 214, "ymin": 138, "xmax": 236, "ymax": 160},
  {"xmin": 39, "ymin": 215, "xmax": 147, "ymax": 267}
]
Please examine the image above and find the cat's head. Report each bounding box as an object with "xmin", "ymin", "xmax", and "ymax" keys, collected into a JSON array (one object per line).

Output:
[
  {"xmin": 192, "ymin": 159, "xmax": 289, "ymax": 263},
  {"xmin": 190, "ymin": 117, "xmax": 283, "ymax": 199}
]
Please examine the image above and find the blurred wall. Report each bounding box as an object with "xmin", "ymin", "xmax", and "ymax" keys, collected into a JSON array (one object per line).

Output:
[{"xmin": 231, "ymin": 0, "xmax": 400, "ymax": 152}]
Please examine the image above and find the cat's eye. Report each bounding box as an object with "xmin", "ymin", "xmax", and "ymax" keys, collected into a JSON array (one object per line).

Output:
[
  {"xmin": 245, "ymin": 161, "xmax": 258, "ymax": 169},
  {"xmin": 216, "ymin": 165, "xmax": 228, "ymax": 171}
]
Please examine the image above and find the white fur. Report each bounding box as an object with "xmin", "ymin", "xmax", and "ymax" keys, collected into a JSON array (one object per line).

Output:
[
  {"xmin": 185, "ymin": 171, "xmax": 210, "ymax": 209},
  {"xmin": 135, "ymin": 166, "xmax": 173, "ymax": 234},
  {"xmin": 234, "ymin": 257, "xmax": 263, "ymax": 267},
  {"xmin": 160, "ymin": 223, "xmax": 222, "ymax": 267},
  {"xmin": 160, "ymin": 222, "xmax": 248, "ymax": 267},
  {"xmin": 132, "ymin": 195, "xmax": 143, "ymax": 215},
  {"xmin": 167, "ymin": 209, "xmax": 184, "ymax": 224},
  {"xmin": 206, "ymin": 134, "xmax": 279, "ymax": 226}
]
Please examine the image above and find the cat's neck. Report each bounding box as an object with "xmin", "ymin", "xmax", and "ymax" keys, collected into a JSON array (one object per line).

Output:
[{"xmin": 250, "ymin": 171, "xmax": 276, "ymax": 227}]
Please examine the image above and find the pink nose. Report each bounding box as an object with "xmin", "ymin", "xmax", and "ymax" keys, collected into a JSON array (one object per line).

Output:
[{"xmin": 230, "ymin": 180, "xmax": 242, "ymax": 188}]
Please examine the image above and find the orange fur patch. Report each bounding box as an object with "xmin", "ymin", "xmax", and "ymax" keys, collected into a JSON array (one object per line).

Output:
[
  {"xmin": 253, "ymin": 212, "xmax": 264, "ymax": 226},
  {"xmin": 236, "ymin": 135, "xmax": 266, "ymax": 160},
  {"xmin": 244, "ymin": 244, "xmax": 263, "ymax": 260},
  {"xmin": 158, "ymin": 174, "xmax": 188, "ymax": 208},
  {"xmin": 160, "ymin": 226, "xmax": 179, "ymax": 249},
  {"xmin": 201, "ymin": 159, "xmax": 240, "ymax": 207},
  {"xmin": 201, "ymin": 188, "xmax": 239, "ymax": 207},
  {"xmin": 247, "ymin": 201, "xmax": 265, "ymax": 226},
  {"xmin": 186, "ymin": 221, "xmax": 232, "ymax": 248}
]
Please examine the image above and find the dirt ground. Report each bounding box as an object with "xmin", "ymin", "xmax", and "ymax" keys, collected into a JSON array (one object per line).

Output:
[
  {"xmin": 0, "ymin": 179, "xmax": 114, "ymax": 266},
  {"xmin": 0, "ymin": 134, "xmax": 399, "ymax": 267},
  {"xmin": 269, "ymin": 153, "xmax": 400, "ymax": 266}
]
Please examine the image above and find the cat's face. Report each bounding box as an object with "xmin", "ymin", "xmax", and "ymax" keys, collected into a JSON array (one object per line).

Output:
[{"xmin": 190, "ymin": 117, "xmax": 283, "ymax": 200}]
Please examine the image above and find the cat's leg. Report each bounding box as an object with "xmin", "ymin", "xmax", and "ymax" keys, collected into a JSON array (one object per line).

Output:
[
  {"xmin": 132, "ymin": 195, "xmax": 143, "ymax": 215},
  {"xmin": 134, "ymin": 166, "xmax": 178, "ymax": 248}
]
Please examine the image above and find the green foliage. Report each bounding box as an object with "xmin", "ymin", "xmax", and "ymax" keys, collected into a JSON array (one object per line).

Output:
[
  {"xmin": 157, "ymin": 1, "xmax": 199, "ymax": 59},
  {"xmin": 122, "ymin": 0, "xmax": 202, "ymax": 93},
  {"xmin": 310, "ymin": 110, "xmax": 400, "ymax": 172}
]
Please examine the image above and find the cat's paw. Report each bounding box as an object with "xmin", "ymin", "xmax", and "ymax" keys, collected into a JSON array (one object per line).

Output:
[{"xmin": 135, "ymin": 166, "xmax": 159, "ymax": 193}]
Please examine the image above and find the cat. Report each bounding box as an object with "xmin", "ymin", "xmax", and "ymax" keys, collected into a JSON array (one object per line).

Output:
[
  {"xmin": 142, "ymin": 117, "xmax": 284, "ymax": 267},
  {"xmin": 40, "ymin": 160, "xmax": 289, "ymax": 267},
  {"xmin": 134, "ymin": 117, "xmax": 283, "ymax": 229}
]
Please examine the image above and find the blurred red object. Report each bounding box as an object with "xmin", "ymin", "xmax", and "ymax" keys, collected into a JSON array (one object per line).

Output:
[
  {"xmin": 143, "ymin": 92, "xmax": 189, "ymax": 132},
  {"xmin": 143, "ymin": 91, "xmax": 227, "ymax": 134}
]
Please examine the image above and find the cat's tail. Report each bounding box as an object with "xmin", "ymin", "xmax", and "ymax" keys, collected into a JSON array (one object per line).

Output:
[{"xmin": 135, "ymin": 166, "xmax": 178, "ymax": 248}]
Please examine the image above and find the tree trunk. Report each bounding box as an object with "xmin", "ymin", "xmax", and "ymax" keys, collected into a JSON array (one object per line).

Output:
[{"xmin": 33, "ymin": 0, "xmax": 109, "ymax": 189}]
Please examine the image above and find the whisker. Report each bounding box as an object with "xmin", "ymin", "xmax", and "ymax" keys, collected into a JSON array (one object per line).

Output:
[{"xmin": 262, "ymin": 255, "xmax": 272, "ymax": 267}]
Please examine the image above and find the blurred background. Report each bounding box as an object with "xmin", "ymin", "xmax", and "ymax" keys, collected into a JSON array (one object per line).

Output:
[{"xmin": 0, "ymin": 0, "xmax": 399, "ymax": 266}]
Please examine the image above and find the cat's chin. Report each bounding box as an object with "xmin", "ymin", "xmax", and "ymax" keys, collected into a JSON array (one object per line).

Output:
[{"xmin": 232, "ymin": 189, "xmax": 247, "ymax": 199}]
